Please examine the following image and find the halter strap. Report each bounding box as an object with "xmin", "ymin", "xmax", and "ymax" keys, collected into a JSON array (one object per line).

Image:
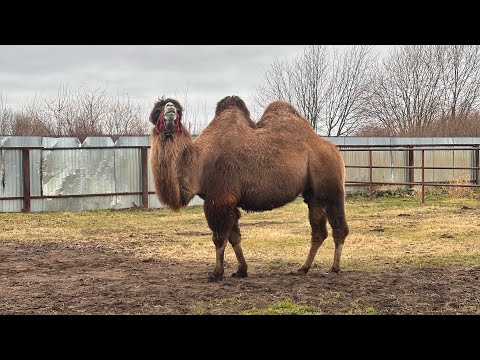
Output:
[{"xmin": 154, "ymin": 112, "xmax": 182, "ymax": 134}]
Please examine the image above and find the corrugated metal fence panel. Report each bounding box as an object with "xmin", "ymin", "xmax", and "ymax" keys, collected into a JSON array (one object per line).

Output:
[
  {"xmin": 0, "ymin": 149, "xmax": 5, "ymax": 212},
  {"xmin": 114, "ymin": 136, "xmax": 149, "ymax": 147},
  {"xmin": 373, "ymin": 148, "xmax": 408, "ymax": 189},
  {"xmin": 1, "ymin": 149, "xmax": 23, "ymax": 212},
  {"xmin": 188, "ymin": 196, "xmax": 204, "ymax": 206},
  {"xmin": 2, "ymin": 136, "xmax": 480, "ymax": 212},
  {"xmin": 115, "ymin": 147, "xmax": 142, "ymax": 209},
  {"xmin": 114, "ymin": 136, "xmax": 149, "ymax": 209},
  {"xmin": 411, "ymin": 149, "xmax": 469, "ymax": 184},
  {"xmin": 433, "ymin": 150, "xmax": 454, "ymax": 182},
  {"xmin": 30, "ymin": 149, "xmax": 43, "ymax": 212},
  {"xmin": 81, "ymin": 138, "xmax": 115, "ymax": 211},
  {"xmin": 453, "ymin": 150, "xmax": 472, "ymax": 181},
  {"xmin": 42, "ymin": 148, "xmax": 84, "ymax": 211},
  {"xmin": 0, "ymin": 136, "xmax": 43, "ymax": 147},
  {"xmin": 0, "ymin": 150, "xmax": 3, "ymax": 211},
  {"xmin": 341, "ymin": 149, "xmax": 369, "ymax": 193},
  {"xmin": 0, "ymin": 137, "xmax": 43, "ymax": 212}
]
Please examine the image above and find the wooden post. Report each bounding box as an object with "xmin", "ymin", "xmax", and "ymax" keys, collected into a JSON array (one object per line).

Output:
[
  {"xmin": 475, "ymin": 145, "xmax": 479, "ymax": 186},
  {"xmin": 22, "ymin": 148, "xmax": 31, "ymax": 212},
  {"xmin": 408, "ymin": 145, "xmax": 414, "ymax": 190},
  {"xmin": 141, "ymin": 147, "xmax": 149, "ymax": 209},
  {"xmin": 368, "ymin": 149, "xmax": 373, "ymax": 198}
]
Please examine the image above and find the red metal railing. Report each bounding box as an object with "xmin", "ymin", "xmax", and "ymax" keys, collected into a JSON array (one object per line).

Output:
[{"xmin": 339, "ymin": 144, "xmax": 480, "ymax": 203}]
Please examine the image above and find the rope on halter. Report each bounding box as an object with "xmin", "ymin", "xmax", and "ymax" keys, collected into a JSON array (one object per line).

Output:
[{"xmin": 155, "ymin": 112, "xmax": 182, "ymax": 134}]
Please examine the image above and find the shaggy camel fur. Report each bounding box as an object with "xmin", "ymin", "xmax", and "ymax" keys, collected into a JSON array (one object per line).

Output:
[{"xmin": 149, "ymin": 95, "xmax": 349, "ymax": 281}]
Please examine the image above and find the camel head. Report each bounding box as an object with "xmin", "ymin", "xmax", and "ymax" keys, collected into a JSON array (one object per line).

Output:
[{"xmin": 149, "ymin": 97, "xmax": 184, "ymax": 137}]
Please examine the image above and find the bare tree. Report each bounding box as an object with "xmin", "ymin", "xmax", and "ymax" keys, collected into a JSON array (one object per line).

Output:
[
  {"xmin": 12, "ymin": 96, "xmax": 55, "ymax": 136},
  {"xmin": 291, "ymin": 46, "xmax": 330, "ymax": 132},
  {"xmin": 73, "ymin": 85, "xmax": 108, "ymax": 140},
  {"xmin": 104, "ymin": 91, "xmax": 149, "ymax": 135},
  {"xmin": 254, "ymin": 47, "xmax": 329, "ymax": 131},
  {"xmin": 0, "ymin": 92, "xmax": 14, "ymax": 135},
  {"xmin": 323, "ymin": 45, "xmax": 377, "ymax": 136},
  {"xmin": 253, "ymin": 56, "xmax": 296, "ymax": 117},
  {"xmin": 43, "ymin": 83, "xmax": 78, "ymax": 136},
  {"xmin": 253, "ymin": 45, "xmax": 375, "ymax": 135},
  {"xmin": 437, "ymin": 45, "xmax": 480, "ymax": 121},
  {"xmin": 365, "ymin": 45, "xmax": 444, "ymax": 136}
]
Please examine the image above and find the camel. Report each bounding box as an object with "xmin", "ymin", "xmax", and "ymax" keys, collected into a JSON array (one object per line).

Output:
[{"xmin": 149, "ymin": 95, "xmax": 349, "ymax": 281}]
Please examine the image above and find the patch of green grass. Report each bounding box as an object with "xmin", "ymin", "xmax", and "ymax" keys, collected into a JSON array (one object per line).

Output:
[
  {"xmin": 241, "ymin": 298, "xmax": 323, "ymax": 315},
  {"xmin": 213, "ymin": 296, "xmax": 244, "ymax": 307},
  {"xmin": 194, "ymin": 307, "xmax": 206, "ymax": 315},
  {"xmin": 346, "ymin": 300, "xmax": 378, "ymax": 315}
]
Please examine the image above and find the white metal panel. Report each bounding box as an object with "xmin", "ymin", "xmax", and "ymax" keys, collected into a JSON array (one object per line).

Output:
[
  {"xmin": 41, "ymin": 149, "xmax": 83, "ymax": 211},
  {"xmin": 1, "ymin": 149, "xmax": 23, "ymax": 212},
  {"xmin": 115, "ymin": 147, "xmax": 142, "ymax": 209}
]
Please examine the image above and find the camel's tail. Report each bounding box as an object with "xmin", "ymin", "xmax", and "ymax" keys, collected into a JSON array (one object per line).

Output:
[{"xmin": 215, "ymin": 95, "xmax": 251, "ymax": 118}]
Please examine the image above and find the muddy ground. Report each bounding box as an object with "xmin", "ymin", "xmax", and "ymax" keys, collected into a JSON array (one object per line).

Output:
[{"xmin": 1, "ymin": 240, "xmax": 479, "ymax": 315}]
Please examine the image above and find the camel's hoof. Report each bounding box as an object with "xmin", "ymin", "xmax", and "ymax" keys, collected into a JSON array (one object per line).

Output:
[
  {"xmin": 289, "ymin": 268, "xmax": 309, "ymax": 276},
  {"xmin": 327, "ymin": 268, "xmax": 340, "ymax": 276},
  {"xmin": 231, "ymin": 271, "xmax": 248, "ymax": 278},
  {"xmin": 208, "ymin": 274, "xmax": 223, "ymax": 282}
]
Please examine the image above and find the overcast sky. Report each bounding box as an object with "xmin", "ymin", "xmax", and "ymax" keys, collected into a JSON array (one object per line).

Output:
[{"xmin": 0, "ymin": 45, "xmax": 394, "ymax": 124}]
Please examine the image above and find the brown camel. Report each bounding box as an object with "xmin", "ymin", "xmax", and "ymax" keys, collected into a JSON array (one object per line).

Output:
[{"xmin": 149, "ymin": 95, "xmax": 349, "ymax": 281}]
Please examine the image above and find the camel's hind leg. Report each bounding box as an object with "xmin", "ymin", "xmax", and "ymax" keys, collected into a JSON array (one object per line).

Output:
[
  {"xmin": 209, "ymin": 231, "xmax": 228, "ymax": 282},
  {"xmin": 292, "ymin": 200, "xmax": 328, "ymax": 275},
  {"xmin": 325, "ymin": 198, "xmax": 349, "ymax": 273},
  {"xmin": 229, "ymin": 223, "xmax": 248, "ymax": 278}
]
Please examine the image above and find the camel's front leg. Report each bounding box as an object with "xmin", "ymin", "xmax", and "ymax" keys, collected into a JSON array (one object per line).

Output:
[{"xmin": 204, "ymin": 197, "xmax": 239, "ymax": 282}]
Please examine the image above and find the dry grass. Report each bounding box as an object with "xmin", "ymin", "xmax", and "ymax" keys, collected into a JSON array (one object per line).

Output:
[
  {"xmin": 445, "ymin": 171, "xmax": 479, "ymax": 199},
  {"xmin": 1, "ymin": 195, "xmax": 479, "ymax": 273},
  {"xmin": 410, "ymin": 171, "xmax": 480, "ymax": 200}
]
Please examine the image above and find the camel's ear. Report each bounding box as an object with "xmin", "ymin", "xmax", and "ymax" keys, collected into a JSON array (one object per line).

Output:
[{"xmin": 150, "ymin": 107, "xmax": 161, "ymax": 125}]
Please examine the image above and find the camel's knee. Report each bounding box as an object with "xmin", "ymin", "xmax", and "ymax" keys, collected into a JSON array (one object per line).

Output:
[
  {"xmin": 228, "ymin": 226, "xmax": 241, "ymax": 246},
  {"xmin": 308, "ymin": 204, "xmax": 328, "ymax": 241},
  {"xmin": 332, "ymin": 214, "xmax": 349, "ymax": 236},
  {"xmin": 319, "ymin": 222, "xmax": 328, "ymax": 241},
  {"xmin": 212, "ymin": 232, "xmax": 227, "ymax": 247},
  {"xmin": 326, "ymin": 202, "xmax": 349, "ymax": 239}
]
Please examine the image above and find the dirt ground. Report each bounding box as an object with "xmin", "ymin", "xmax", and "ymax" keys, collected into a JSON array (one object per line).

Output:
[{"xmin": 1, "ymin": 239, "xmax": 479, "ymax": 315}]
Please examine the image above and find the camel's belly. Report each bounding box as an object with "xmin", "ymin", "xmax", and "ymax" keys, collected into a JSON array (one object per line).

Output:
[{"xmin": 238, "ymin": 183, "xmax": 303, "ymax": 212}]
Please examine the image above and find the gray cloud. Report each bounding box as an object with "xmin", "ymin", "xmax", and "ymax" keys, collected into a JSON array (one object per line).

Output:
[{"xmin": 1, "ymin": 45, "xmax": 306, "ymax": 119}]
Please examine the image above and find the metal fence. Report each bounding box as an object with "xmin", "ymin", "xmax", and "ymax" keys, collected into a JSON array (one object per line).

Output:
[
  {"xmin": 340, "ymin": 144, "xmax": 480, "ymax": 202},
  {"xmin": 1, "ymin": 136, "xmax": 479, "ymax": 212}
]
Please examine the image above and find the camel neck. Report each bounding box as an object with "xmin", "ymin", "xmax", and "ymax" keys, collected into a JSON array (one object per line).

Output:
[{"xmin": 150, "ymin": 130, "xmax": 198, "ymax": 210}]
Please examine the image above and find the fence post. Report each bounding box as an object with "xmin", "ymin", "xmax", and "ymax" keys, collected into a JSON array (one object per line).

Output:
[
  {"xmin": 369, "ymin": 149, "xmax": 373, "ymax": 198},
  {"xmin": 475, "ymin": 145, "xmax": 479, "ymax": 186},
  {"xmin": 408, "ymin": 145, "xmax": 414, "ymax": 191},
  {"xmin": 22, "ymin": 148, "xmax": 31, "ymax": 212},
  {"xmin": 421, "ymin": 150, "xmax": 425, "ymax": 203},
  {"xmin": 141, "ymin": 147, "xmax": 149, "ymax": 209}
]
